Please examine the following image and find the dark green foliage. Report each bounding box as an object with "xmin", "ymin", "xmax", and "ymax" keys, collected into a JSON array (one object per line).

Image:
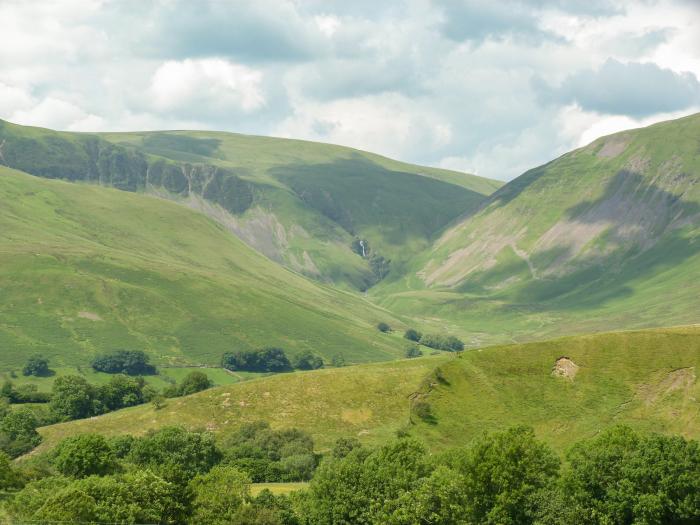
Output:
[
  {"xmin": 127, "ymin": 426, "xmax": 222, "ymax": 484},
  {"xmin": 177, "ymin": 371, "xmax": 214, "ymax": 396},
  {"xmin": 377, "ymin": 322, "xmax": 392, "ymax": 333},
  {"xmin": 1, "ymin": 381, "xmax": 51, "ymax": 403},
  {"xmin": 305, "ymin": 438, "xmax": 431, "ymax": 524},
  {"xmin": 293, "ymin": 352, "xmax": 324, "ymax": 371},
  {"xmin": 221, "ymin": 422, "xmax": 318, "ymax": 482},
  {"xmin": 189, "ymin": 465, "xmax": 250, "ymax": 524},
  {"xmin": 332, "ymin": 437, "xmax": 362, "ymax": 459},
  {"xmin": 52, "ymin": 434, "xmax": 118, "ymax": 478},
  {"xmin": 98, "ymin": 374, "xmax": 150, "ymax": 410},
  {"xmin": 222, "ymin": 348, "xmax": 293, "ymax": 373},
  {"xmin": 50, "ymin": 375, "xmax": 99, "ymax": 421},
  {"xmin": 412, "ymin": 400, "xmax": 435, "ymax": 423},
  {"xmin": 420, "ymin": 333, "xmax": 465, "ymax": 352},
  {"xmin": 91, "ymin": 349, "xmax": 156, "ymax": 375},
  {"xmin": 108, "ymin": 435, "xmax": 136, "ymax": 459},
  {"xmin": 560, "ymin": 426, "xmax": 700, "ymax": 524},
  {"xmin": 369, "ymin": 253, "xmax": 391, "ymax": 281},
  {"xmin": 405, "ymin": 344, "xmax": 423, "ymax": 358},
  {"xmin": 9, "ymin": 470, "xmax": 187, "ymax": 525},
  {"xmin": 0, "ymin": 450, "xmax": 22, "ymax": 490},
  {"xmin": 249, "ymin": 490, "xmax": 300, "ymax": 525},
  {"xmin": 403, "ymin": 328, "xmax": 422, "ymax": 342},
  {"xmin": 450, "ymin": 426, "xmax": 560, "ymax": 524},
  {"xmin": 22, "ymin": 354, "xmax": 52, "ymax": 377},
  {"xmin": 0, "ymin": 407, "xmax": 42, "ymax": 457}
]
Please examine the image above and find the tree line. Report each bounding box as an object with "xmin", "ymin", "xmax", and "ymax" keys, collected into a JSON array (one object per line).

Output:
[{"xmin": 1, "ymin": 424, "xmax": 698, "ymax": 524}]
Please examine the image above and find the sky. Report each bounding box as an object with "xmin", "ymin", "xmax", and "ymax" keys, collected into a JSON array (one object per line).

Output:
[{"xmin": 1, "ymin": 0, "xmax": 699, "ymax": 181}]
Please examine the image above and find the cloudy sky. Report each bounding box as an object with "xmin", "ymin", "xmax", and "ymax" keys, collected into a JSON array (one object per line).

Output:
[{"xmin": 1, "ymin": 0, "xmax": 699, "ymax": 180}]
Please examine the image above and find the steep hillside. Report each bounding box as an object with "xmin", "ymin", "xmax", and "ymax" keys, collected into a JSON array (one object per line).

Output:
[
  {"xmin": 376, "ymin": 113, "xmax": 700, "ymax": 343},
  {"xmin": 0, "ymin": 166, "xmax": 406, "ymax": 369},
  {"xmin": 36, "ymin": 327, "xmax": 700, "ymax": 453},
  {"xmin": 0, "ymin": 119, "xmax": 500, "ymax": 290}
]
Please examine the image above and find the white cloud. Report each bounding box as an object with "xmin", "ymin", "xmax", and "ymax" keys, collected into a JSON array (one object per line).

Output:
[{"xmin": 149, "ymin": 59, "xmax": 265, "ymax": 116}]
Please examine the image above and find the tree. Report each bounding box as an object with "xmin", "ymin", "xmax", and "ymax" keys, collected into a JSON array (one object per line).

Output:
[
  {"xmin": 405, "ymin": 344, "xmax": 423, "ymax": 358},
  {"xmin": 52, "ymin": 434, "xmax": 118, "ymax": 478},
  {"xmin": 91, "ymin": 349, "xmax": 156, "ymax": 375},
  {"xmin": 22, "ymin": 355, "xmax": 51, "ymax": 377},
  {"xmin": 50, "ymin": 375, "xmax": 98, "ymax": 421},
  {"xmin": 0, "ymin": 450, "xmax": 21, "ymax": 490},
  {"xmin": 177, "ymin": 371, "xmax": 213, "ymax": 396},
  {"xmin": 419, "ymin": 333, "xmax": 464, "ymax": 352},
  {"xmin": 332, "ymin": 437, "xmax": 361, "ymax": 459},
  {"xmin": 404, "ymin": 328, "xmax": 422, "ymax": 342},
  {"xmin": 97, "ymin": 374, "xmax": 146, "ymax": 410},
  {"xmin": 0, "ymin": 407, "xmax": 42, "ymax": 457},
  {"xmin": 293, "ymin": 352, "xmax": 323, "ymax": 371},
  {"xmin": 561, "ymin": 426, "xmax": 700, "ymax": 524},
  {"xmin": 127, "ymin": 426, "xmax": 222, "ymax": 484},
  {"xmin": 377, "ymin": 322, "xmax": 391, "ymax": 333},
  {"xmin": 331, "ymin": 354, "xmax": 346, "ymax": 367},
  {"xmin": 450, "ymin": 426, "xmax": 560, "ymax": 524},
  {"xmin": 189, "ymin": 465, "xmax": 251, "ymax": 524}
]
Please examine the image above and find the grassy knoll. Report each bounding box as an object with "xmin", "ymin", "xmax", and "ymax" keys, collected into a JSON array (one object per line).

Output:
[
  {"xmin": 35, "ymin": 327, "xmax": 700, "ymax": 456},
  {"xmin": 414, "ymin": 326, "xmax": 700, "ymax": 451},
  {"xmin": 0, "ymin": 166, "xmax": 407, "ymax": 369},
  {"xmin": 36, "ymin": 355, "xmax": 451, "ymax": 453}
]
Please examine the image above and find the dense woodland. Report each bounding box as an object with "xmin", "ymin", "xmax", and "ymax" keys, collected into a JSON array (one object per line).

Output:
[{"xmin": 0, "ymin": 424, "xmax": 698, "ymax": 524}]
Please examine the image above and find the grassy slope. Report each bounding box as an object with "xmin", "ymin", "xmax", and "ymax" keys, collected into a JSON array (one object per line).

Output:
[
  {"xmin": 0, "ymin": 119, "xmax": 501, "ymax": 290},
  {"xmin": 374, "ymin": 113, "xmax": 700, "ymax": 344},
  {"xmin": 37, "ymin": 327, "xmax": 700, "ymax": 454},
  {"xmin": 0, "ymin": 166, "xmax": 407, "ymax": 369},
  {"xmin": 37, "ymin": 355, "xmax": 451, "ymax": 453}
]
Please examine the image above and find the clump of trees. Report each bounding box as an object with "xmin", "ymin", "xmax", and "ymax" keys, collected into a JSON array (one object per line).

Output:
[
  {"xmin": 164, "ymin": 371, "xmax": 213, "ymax": 398},
  {"xmin": 221, "ymin": 421, "xmax": 318, "ymax": 482},
  {"xmin": 22, "ymin": 355, "xmax": 53, "ymax": 377},
  {"xmin": 222, "ymin": 348, "xmax": 324, "ymax": 373},
  {"xmin": 403, "ymin": 328, "xmax": 422, "ymax": 342},
  {"xmin": 403, "ymin": 327, "xmax": 465, "ymax": 352},
  {"xmin": 377, "ymin": 322, "xmax": 392, "ymax": 333},
  {"xmin": 405, "ymin": 345, "xmax": 423, "ymax": 358},
  {"xmin": 1, "ymin": 381, "xmax": 51, "ymax": 403},
  {"xmin": 91, "ymin": 350, "xmax": 156, "ymax": 375}
]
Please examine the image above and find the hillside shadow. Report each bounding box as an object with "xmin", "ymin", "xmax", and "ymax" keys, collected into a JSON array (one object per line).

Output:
[{"xmin": 513, "ymin": 169, "xmax": 700, "ymax": 310}]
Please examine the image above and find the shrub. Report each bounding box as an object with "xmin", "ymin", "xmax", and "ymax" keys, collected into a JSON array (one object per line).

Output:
[
  {"xmin": 50, "ymin": 375, "xmax": 99, "ymax": 421},
  {"xmin": 377, "ymin": 322, "xmax": 391, "ymax": 333},
  {"xmin": 91, "ymin": 350, "xmax": 156, "ymax": 375},
  {"xmin": 405, "ymin": 345, "xmax": 423, "ymax": 359},
  {"xmin": 331, "ymin": 354, "xmax": 346, "ymax": 367},
  {"xmin": 404, "ymin": 328, "xmax": 422, "ymax": 342},
  {"xmin": 294, "ymin": 352, "xmax": 324, "ymax": 371},
  {"xmin": 176, "ymin": 371, "xmax": 213, "ymax": 396},
  {"xmin": 419, "ymin": 333, "xmax": 465, "ymax": 352},
  {"xmin": 0, "ymin": 407, "xmax": 42, "ymax": 457},
  {"xmin": 22, "ymin": 355, "xmax": 52, "ymax": 377}
]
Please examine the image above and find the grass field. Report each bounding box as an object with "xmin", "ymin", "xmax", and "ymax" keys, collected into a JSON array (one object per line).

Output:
[
  {"xmin": 36, "ymin": 355, "xmax": 452, "ymax": 453},
  {"xmin": 250, "ymin": 483, "xmax": 308, "ymax": 496},
  {"xmin": 0, "ymin": 166, "xmax": 409, "ymax": 370},
  {"xmin": 34, "ymin": 326, "xmax": 700, "ymax": 455}
]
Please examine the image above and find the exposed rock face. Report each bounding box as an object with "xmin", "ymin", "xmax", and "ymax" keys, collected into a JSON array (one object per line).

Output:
[{"xmin": 552, "ymin": 357, "xmax": 579, "ymax": 381}]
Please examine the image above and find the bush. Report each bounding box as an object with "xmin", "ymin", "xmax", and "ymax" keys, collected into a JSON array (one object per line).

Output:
[
  {"xmin": 52, "ymin": 434, "xmax": 118, "ymax": 478},
  {"xmin": 1, "ymin": 382, "xmax": 51, "ymax": 404},
  {"xmin": 331, "ymin": 354, "xmax": 346, "ymax": 367},
  {"xmin": 419, "ymin": 333, "xmax": 464, "ymax": 352},
  {"xmin": 377, "ymin": 322, "xmax": 391, "ymax": 333},
  {"xmin": 293, "ymin": 352, "xmax": 324, "ymax": 371},
  {"xmin": 405, "ymin": 345, "xmax": 423, "ymax": 359},
  {"xmin": 222, "ymin": 348, "xmax": 292, "ymax": 373},
  {"xmin": 22, "ymin": 355, "xmax": 52, "ymax": 377},
  {"xmin": 0, "ymin": 407, "xmax": 42, "ymax": 457},
  {"xmin": 50, "ymin": 375, "xmax": 99, "ymax": 421},
  {"xmin": 404, "ymin": 328, "xmax": 422, "ymax": 342},
  {"xmin": 91, "ymin": 350, "xmax": 156, "ymax": 375},
  {"xmin": 175, "ymin": 371, "xmax": 213, "ymax": 397}
]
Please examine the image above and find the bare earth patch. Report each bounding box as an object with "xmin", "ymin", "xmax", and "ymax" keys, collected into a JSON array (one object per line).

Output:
[
  {"xmin": 78, "ymin": 311, "xmax": 103, "ymax": 321},
  {"xmin": 552, "ymin": 357, "xmax": 579, "ymax": 381},
  {"xmin": 638, "ymin": 367, "xmax": 696, "ymax": 406}
]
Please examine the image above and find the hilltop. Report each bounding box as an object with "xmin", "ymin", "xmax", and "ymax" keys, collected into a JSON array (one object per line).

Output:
[
  {"xmin": 375, "ymin": 113, "xmax": 700, "ymax": 344},
  {"xmin": 36, "ymin": 326, "xmax": 700, "ymax": 453},
  {"xmin": 0, "ymin": 119, "xmax": 500, "ymax": 290}
]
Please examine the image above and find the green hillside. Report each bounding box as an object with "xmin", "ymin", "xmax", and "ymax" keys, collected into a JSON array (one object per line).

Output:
[
  {"xmin": 0, "ymin": 166, "xmax": 407, "ymax": 370},
  {"xmin": 375, "ymin": 113, "xmax": 700, "ymax": 344},
  {"xmin": 36, "ymin": 327, "xmax": 700, "ymax": 454},
  {"xmin": 0, "ymin": 119, "xmax": 500, "ymax": 290}
]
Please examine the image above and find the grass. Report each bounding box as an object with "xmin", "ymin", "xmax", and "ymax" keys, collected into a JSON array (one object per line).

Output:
[
  {"xmin": 34, "ymin": 326, "xmax": 700, "ymax": 456},
  {"xmin": 36, "ymin": 355, "xmax": 452, "ymax": 453},
  {"xmin": 250, "ymin": 483, "xmax": 308, "ymax": 496},
  {"xmin": 0, "ymin": 167, "xmax": 409, "ymax": 370}
]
